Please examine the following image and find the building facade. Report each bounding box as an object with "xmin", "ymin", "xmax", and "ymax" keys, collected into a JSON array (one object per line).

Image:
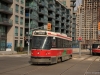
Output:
[
  {"xmin": 24, "ymin": 0, "xmax": 72, "ymax": 49},
  {"xmin": 0, "ymin": 0, "xmax": 72, "ymax": 54},
  {"xmin": 0, "ymin": 0, "xmax": 25, "ymax": 54},
  {"xmin": 57, "ymin": 0, "xmax": 76, "ymax": 47},
  {"xmin": 76, "ymin": 0, "xmax": 100, "ymax": 49}
]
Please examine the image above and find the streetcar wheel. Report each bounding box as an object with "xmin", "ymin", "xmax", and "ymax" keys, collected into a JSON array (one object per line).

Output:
[
  {"xmin": 92, "ymin": 52, "xmax": 94, "ymax": 55},
  {"xmin": 70, "ymin": 55, "xmax": 72, "ymax": 59},
  {"xmin": 57, "ymin": 57, "xmax": 61, "ymax": 63}
]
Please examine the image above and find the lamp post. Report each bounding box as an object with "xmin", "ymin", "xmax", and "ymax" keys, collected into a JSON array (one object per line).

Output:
[
  {"xmin": 28, "ymin": 8, "xmax": 31, "ymax": 55},
  {"xmin": 87, "ymin": 1, "xmax": 93, "ymax": 55},
  {"xmin": 79, "ymin": 8, "xmax": 82, "ymax": 57}
]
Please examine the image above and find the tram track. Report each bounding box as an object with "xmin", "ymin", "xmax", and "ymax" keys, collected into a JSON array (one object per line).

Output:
[
  {"xmin": 0, "ymin": 55, "xmax": 94, "ymax": 75},
  {"xmin": 84, "ymin": 56, "xmax": 100, "ymax": 75},
  {"xmin": 16, "ymin": 55, "xmax": 93, "ymax": 75},
  {"xmin": 58, "ymin": 55, "xmax": 94, "ymax": 75},
  {"xmin": 0, "ymin": 63, "xmax": 51, "ymax": 75},
  {"xmin": 0, "ymin": 64, "xmax": 30, "ymax": 74}
]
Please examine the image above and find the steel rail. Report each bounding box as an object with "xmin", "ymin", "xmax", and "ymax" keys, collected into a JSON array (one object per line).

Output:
[
  {"xmin": 59, "ymin": 56, "xmax": 93, "ymax": 75},
  {"xmin": 83, "ymin": 56, "xmax": 100, "ymax": 75}
]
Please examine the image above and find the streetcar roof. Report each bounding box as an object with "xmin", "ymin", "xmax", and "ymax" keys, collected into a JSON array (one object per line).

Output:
[{"xmin": 32, "ymin": 30, "xmax": 72, "ymax": 41}]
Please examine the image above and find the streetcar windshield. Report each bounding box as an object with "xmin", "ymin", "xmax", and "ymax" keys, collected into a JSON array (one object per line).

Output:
[
  {"xmin": 32, "ymin": 36, "xmax": 52, "ymax": 49},
  {"xmin": 92, "ymin": 44, "xmax": 100, "ymax": 48}
]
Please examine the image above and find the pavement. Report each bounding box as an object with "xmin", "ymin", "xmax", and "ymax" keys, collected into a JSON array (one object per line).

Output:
[{"xmin": 0, "ymin": 54, "xmax": 30, "ymax": 57}]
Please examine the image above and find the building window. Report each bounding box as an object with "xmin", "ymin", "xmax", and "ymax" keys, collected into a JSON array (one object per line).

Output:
[
  {"xmin": 14, "ymin": 40, "xmax": 18, "ymax": 51},
  {"xmin": 15, "ymin": 27, "xmax": 18, "ymax": 36},
  {"xmin": 21, "ymin": 0, "xmax": 24, "ymax": 4},
  {"xmin": 20, "ymin": 28, "xmax": 23, "ymax": 36},
  {"xmin": 0, "ymin": 40, "xmax": 6, "ymax": 51},
  {"xmin": 0, "ymin": 26, "xmax": 6, "ymax": 35},
  {"xmin": 20, "ymin": 40, "xmax": 23, "ymax": 47},
  {"xmin": 15, "ymin": 4, "xmax": 19, "ymax": 13},
  {"xmin": 15, "ymin": 15, "xmax": 19, "ymax": 24},
  {"xmin": 20, "ymin": 17, "xmax": 23, "ymax": 25},
  {"xmin": 16, "ymin": 0, "xmax": 19, "ymax": 2},
  {"xmin": 20, "ymin": 7, "xmax": 24, "ymax": 15},
  {"xmin": 62, "ymin": 1, "xmax": 66, "ymax": 6}
]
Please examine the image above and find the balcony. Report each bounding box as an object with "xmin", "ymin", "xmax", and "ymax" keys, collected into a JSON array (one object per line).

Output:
[
  {"xmin": 56, "ymin": 17, "xmax": 61, "ymax": 21},
  {"xmin": 39, "ymin": 18, "xmax": 44, "ymax": 23},
  {"xmin": 0, "ymin": 18, "xmax": 13, "ymax": 26},
  {"xmin": 70, "ymin": 0, "xmax": 76, "ymax": 2},
  {"xmin": 38, "ymin": 9, "xmax": 44, "ymax": 14},
  {"xmin": 62, "ymin": 20, "xmax": 66, "ymax": 23},
  {"xmin": 56, "ymin": 11, "xmax": 61, "ymax": 15},
  {"xmin": 62, "ymin": 14, "xmax": 66, "ymax": 17},
  {"xmin": 66, "ymin": 22, "xmax": 70, "ymax": 26},
  {"xmin": 73, "ymin": 15, "xmax": 76, "ymax": 19},
  {"xmin": 48, "ymin": 6, "xmax": 55, "ymax": 11},
  {"xmin": 55, "ymin": 5, "xmax": 61, "ymax": 9},
  {"xmin": 48, "ymin": 14, "xmax": 55, "ymax": 18},
  {"xmin": 70, "ymin": 3, "xmax": 76, "ymax": 7},
  {"xmin": 33, "ymin": 15, "xmax": 38, "ymax": 21},
  {"xmin": 38, "ymin": 1, "xmax": 45, "ymax": 6},
  {"xmin": 0, "ymin": 5, "xmax": 13, "ymax": 15},
  {"xmin": 48, "ymin": 1, "xmax": 55, "ymax": 4},
  {"xmin": 61, "ymin": 26, "xmax": 65, "ymax": 29},
  {"xmin": 73, "ymin": 20, "xmax": 76, "ymax": 24},
  {"xmin": 25, "ymin": 3, "xmax": 38, "ymax": 11},
  {"xmin": 55, "ymin": 24, "xmax": 59, "ymax": 27},
  {"xmin": 66, "ymin": 28, "xmax": 70, "ymax": 31},
  {"xmin": 1, "ymin": 0, "xmax": 13, "ymax": 4},
  {"xmin": 49, "ymin": 21, "xmax": 55, "ymax": 25}
]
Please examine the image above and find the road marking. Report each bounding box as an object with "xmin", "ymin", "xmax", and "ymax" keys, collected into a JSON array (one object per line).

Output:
[
  {"xmin": 96, "ymin": 59, "xmax": 100, "ymax": 61},
  {"xmin": 87, "ymin": 59, "xmax": 92, "ymax": 61},
  {"xmin": 72, "ymin": 57, "xmax": 84, "ymax": 60}
]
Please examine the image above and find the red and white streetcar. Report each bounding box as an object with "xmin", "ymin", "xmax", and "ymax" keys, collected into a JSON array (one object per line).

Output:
[
  {"xmin": 92, "ymin": 43, "xmax": 100, "ymax": 55},
  {"xmin": 30, "ymin": 30, "xmax": 73, "ymax": 64}
]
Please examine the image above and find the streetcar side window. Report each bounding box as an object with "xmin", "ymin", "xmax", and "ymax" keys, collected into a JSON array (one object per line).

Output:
[
  {"xmin": 56, "ymin": 38, "xmax": 63, "ymax": 48},
  {"xmin": 52, "ymin": 38, "xmax": 56, "ymax": 48},
  {"xmin": 53, "ymin": 37, "xmax": 72, "ymax": 48}
]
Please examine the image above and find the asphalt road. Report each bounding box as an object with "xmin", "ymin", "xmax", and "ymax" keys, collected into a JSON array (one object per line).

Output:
[{"xmin": 0, "ymin": 51, "xmax": 100, "ymax": 75}]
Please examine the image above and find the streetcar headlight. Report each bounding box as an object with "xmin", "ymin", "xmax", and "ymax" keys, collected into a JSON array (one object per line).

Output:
[{"xmin": 37, "ymin": 52, "xmax": 40, "ymax": 54}]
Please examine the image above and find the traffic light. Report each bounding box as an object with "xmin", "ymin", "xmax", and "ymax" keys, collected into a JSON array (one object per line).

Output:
[
  {"xmin": 47, "ymin": 23, "xmax": 51, "ymax": 31},
  {"xmin": 98, "ymin": 35, "xmax": 100, "ymax": 40},
  {"xmin": 24, "ymin": 37, "xmax": 26, "ymax": 40},
  {"xmin": 98, "ymin": 22, "xmax": 100, "ymax": 30}
]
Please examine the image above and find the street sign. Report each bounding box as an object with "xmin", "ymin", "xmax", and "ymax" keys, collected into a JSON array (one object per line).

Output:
[
  {"xmin": 78, "ymin": 37, "xmax": 82, "ymax": 41},
  {"xmin": 44, "ymin": 25, "xmax": 47, "ymax": 30}
]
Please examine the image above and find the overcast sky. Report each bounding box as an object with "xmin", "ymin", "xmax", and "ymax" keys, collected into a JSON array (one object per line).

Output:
[{"xmin": 75, "ymin": 0, "xmax": 82, "ymax": 10}]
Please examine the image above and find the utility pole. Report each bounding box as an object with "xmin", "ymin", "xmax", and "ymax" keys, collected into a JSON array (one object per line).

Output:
[
  {"xmin": 90, "ymin": 0, "xmax": 94, "ymax": 55},
  {"xmin": 28, "ymin": 8, "xmax": 31, "ymax": 55},
  {"xmin": 79, "ymin": 6, "xmax": 82, "ymax": 58}
]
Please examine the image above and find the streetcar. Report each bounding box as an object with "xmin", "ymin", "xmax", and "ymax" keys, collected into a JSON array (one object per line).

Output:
[
  {"xmin": 92, "ymin": 43, "xmax": 100, "ymax": 55},
  {"xmin": 30, "ymin": 30, "xmax": 72, "ymax": 64}
]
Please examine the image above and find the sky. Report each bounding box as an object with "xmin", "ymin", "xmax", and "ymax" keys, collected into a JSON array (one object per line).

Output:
[{"xmin": 75, "ymin": 0, "xmax": 82, "ymax": 10}]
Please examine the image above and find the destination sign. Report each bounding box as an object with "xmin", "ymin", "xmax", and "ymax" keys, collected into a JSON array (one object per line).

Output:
[{"xmin": 34, "ymin": 32, "xmax": 47, "ymax": 35}]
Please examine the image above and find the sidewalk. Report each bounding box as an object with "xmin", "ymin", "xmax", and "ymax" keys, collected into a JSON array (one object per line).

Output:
[
  {"xmin": 73, "ymin": 48, "xmax": 89, "ymax": 53},
  {"xmin": 0, "ymin": 54, "xmax": 30, "ymax": 57}
]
